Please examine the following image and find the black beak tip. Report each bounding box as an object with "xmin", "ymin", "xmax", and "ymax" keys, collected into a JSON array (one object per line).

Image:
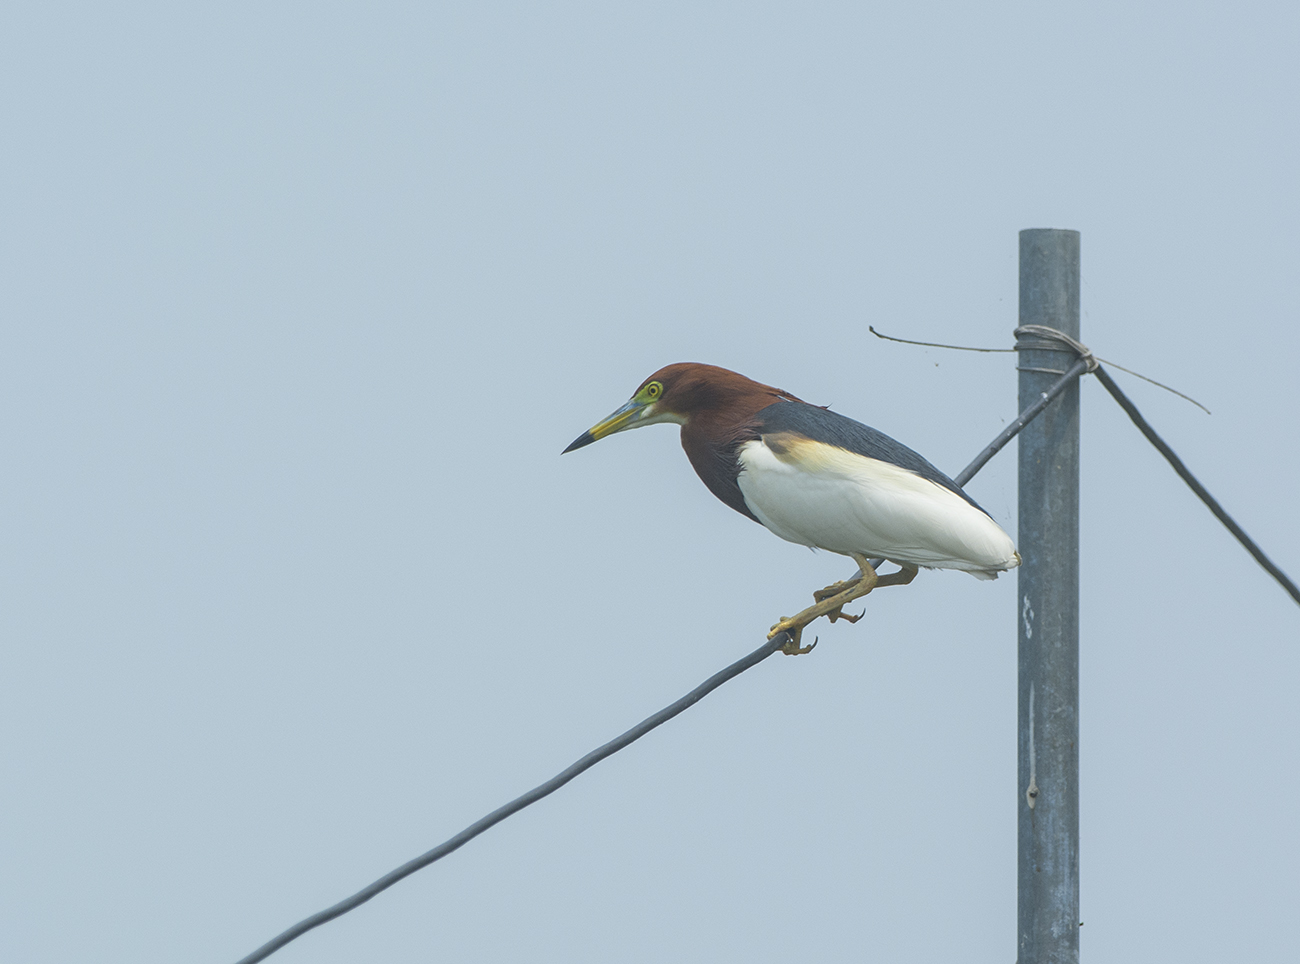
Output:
[{"xmin": 562, "ymin": 431, "xmax": 596, "ymax": 454}]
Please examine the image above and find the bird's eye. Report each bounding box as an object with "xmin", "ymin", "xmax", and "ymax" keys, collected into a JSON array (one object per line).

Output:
[{"xmin": 645, "ymin": 382, "xmax": 662, "ymax": 399}]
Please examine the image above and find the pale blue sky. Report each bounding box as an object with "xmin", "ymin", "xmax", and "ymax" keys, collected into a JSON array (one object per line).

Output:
[{"xmin": 2, "ymin": 3, "xmax": 1297, "ymax": 962}]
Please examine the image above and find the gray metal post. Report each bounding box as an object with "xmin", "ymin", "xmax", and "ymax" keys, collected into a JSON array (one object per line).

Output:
[{"xmin": 1016, "ymin": 229, "xmax": 1081, "ymax": 963}]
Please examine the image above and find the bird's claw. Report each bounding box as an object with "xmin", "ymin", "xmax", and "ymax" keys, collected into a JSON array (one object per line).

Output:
[
  {"xmin": 827, "ymin": 607, "xmax": 865, "ymax": 624},
  {"xmin": 784, "ymin": 635, "xmax": 817, "ymax": 656},
  {"xmin": 769, "ymin": 618, "xmax": 816, "ymax": 655}
]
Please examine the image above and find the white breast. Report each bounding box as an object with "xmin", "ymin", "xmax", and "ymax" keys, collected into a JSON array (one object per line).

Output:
[{"xmin": 736, "ymin": 436, "xmax": 1019, "ymax": 577}]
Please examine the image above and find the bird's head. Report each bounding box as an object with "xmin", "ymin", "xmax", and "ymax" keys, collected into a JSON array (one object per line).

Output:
[{"xmin": 562, "ymin": 363, "xmax": 800, "ymax": 453}]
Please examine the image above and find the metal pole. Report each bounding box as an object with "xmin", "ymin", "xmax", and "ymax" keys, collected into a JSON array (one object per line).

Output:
[{"xmin": 1016, "ymin": 229, "xmax": 1081, "ymax": 964}]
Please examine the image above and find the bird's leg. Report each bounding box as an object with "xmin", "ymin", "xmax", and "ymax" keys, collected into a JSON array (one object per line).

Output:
[
  {"xmin": 769, "ymin": 555, "xmax": 880, "ymax": 655},
  {"xmin": 820, "ymin": 562, "xmax": 919, "ymax": 622},
  {"xmin": 811, "ymin": 558, "xmax": 870, "ymax": 622},
  {"xmin": 820, "ymin": 576, "xmax": 866, "ymax": 624},
  {"xmin": 873, "ymin": 564, "xmax": 919, "ymax": 589},
  {"xmin": 814, "ymin": 579, "xmax": 860, "ymax": 604}
]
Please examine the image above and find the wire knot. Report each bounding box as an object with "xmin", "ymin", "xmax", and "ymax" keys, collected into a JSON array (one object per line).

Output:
[{"xmin": 1013, "ymin": 324, "xmax": 1099, "ymax": 372}]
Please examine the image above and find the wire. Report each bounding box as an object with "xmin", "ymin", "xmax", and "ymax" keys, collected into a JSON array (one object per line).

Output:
[
  {"xmin": 957, "ymin": 357, "xmax": 1091, "ymax": 486},
  {"xmin": 1093, "ymin": 365, "xmax": 1300, "ymax": 607},
  {"xmin": 868, "ymin": 325, "xmax": 1015, "ymax": 353},
  {"xmin": 868, "ymin": 325, "xmax": 1211, "ymax": 414},
  {"xmin": 233, "ymin": 377, "xmax": 1083, "ymax": 963},
  {"xmin": 868, "ymin": 322, "xmax": 1295, "ymax": 606},
  {"xmin": 1015, "ymin": 324, "xmax": 1295, "ymax": 605},
  {"xmin": 864, "ymin": 359, "xmax": 1093, "ymax": 574},
  {"xmin": 1014, "ymin": 322, "xmax": 1296, "ymax": 605},
  {"xmin": 1091, "ymin": 358, "xmax": 1210, "ymax": 415},
  {"xmin": 229, "ymin": 325, "xmax": 1295, "ymax": 963},
  {"xmin": 233, "ymin": 634, "xmax": 788, "ymax": 964}
]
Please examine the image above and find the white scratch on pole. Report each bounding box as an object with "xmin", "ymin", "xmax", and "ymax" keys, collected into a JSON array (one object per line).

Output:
[{"xmin": 1027, "ymin": 682, "xmax": 1039, "ymax": 809}]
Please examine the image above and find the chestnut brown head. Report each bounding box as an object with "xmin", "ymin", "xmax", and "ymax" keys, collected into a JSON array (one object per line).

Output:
[{"xmin": 562, "ymin": 363, "xmax": 800, "ymax": 453}]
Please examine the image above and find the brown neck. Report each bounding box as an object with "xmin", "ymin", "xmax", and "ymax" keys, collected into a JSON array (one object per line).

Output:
[{"xmin": 659, "ymin": 365, "xmax": 802, "ymax": 520}]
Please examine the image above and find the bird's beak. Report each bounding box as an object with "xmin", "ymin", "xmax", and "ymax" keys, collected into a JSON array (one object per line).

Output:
[{"xmin": 562, "ymin": 398, "xmax": 648, "ymax": 453}]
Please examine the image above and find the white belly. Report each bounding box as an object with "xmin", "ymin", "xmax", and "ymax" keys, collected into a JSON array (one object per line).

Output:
[{"xmin": 736, "ymin": 437, "xmax": 1019, "ymax": 576}]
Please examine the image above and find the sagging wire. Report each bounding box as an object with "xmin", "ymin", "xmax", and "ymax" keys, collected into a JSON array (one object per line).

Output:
[
  {"xmin": 234, "ymin": 326, "xmax": 1296, "ymax": 962},
  {"xmin": 233, "ymin": 635, "xmax": 787, "ymax": 964},
  {"xmin": 231, "ymin": 363, "xmax": 1089, "ymax": 964}
]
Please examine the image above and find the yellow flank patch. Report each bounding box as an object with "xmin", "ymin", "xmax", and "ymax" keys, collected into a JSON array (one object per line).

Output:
[
  {"xmin": 762, "ymin": 432, "xmax": 858, "ymax": 473},
  {"xmin": 760, "ymin": 431, "xmax": 932, "ymax": 492}
]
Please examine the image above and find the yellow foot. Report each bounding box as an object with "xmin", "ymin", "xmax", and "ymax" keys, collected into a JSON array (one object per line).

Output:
[
  {"xmin": 873, "ymin": 564, "xmax": 920, "ymax": 589},
  {"xmin": 813, "ymin": 577, "xmax": 867, "ymax": 624},
  {"xmin": 769, "ymin": 618, "xmax": 817, "ymax": 655},
  {"xmin": 813, "ymin": 579, "xmax": 858, "ymax": 603},
  {"xmin": 767, "ymin": 554, "xmax": 881, "ymax": 655}
]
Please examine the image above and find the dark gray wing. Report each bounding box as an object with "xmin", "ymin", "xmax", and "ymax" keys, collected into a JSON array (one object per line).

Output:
[{"xmin": 752, "ymin": 400, "xmax": 987, "ymax": 513}]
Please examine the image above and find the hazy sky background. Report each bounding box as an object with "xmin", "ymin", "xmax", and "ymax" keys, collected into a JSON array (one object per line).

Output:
[{"xmin": 3, "ymin": 3, "xmax": 1298, "ymax": 962}]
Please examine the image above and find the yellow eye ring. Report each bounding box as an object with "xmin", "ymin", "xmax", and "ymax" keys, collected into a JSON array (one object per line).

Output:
[{"xmin": 645, "ymin": 381, "xmax": 662, "ymax": 399}]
